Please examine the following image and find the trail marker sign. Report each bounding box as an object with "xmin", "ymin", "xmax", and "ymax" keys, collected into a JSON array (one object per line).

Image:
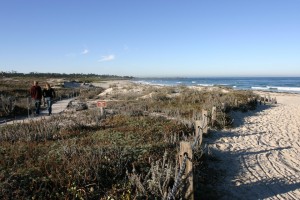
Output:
[{"xmin": 97, "ymin": 101, "xmax": 107, "ymax": 108}]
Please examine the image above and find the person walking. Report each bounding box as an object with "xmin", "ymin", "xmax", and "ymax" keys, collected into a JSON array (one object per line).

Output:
[
  {"xmin": 43, "ymin": 83, "xmax": 56, "ymax": 115},
  {"xmin": 30, "ymin": 81, "xmax": 42, "ymax": 115}
]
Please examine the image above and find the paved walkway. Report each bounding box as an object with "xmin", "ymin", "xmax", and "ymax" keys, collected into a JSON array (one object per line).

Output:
[
  {"xmin": 0, "ymin": 98, "xmax": 73, "ymax": 125},
  {"xmin": 44, "ymin": 98, "xmax": 72, "ymax": 115}
]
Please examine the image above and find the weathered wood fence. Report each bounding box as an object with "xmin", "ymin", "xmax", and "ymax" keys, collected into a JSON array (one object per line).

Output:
[
  {"xmin": 168, "ymin": 94, "xmax": 277, "ymax": 199},
  {"xmin": 167, "ymin": 108, "xmax": 210, "ymax": 200}
]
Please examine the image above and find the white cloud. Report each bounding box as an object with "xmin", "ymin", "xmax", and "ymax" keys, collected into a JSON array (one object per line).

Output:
[
  {"xmin": 98, "ymin": 54, "xmax": 115, "ymax": 62},
  {"xmin": 81, "ymin": 49, "xmax": 89, "ymax": 55}
]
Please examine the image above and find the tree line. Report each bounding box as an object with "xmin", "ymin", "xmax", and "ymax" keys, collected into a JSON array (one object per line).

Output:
[{"xmin": 1, "ymin": 71, "xmax": 134, "ymax": 79}]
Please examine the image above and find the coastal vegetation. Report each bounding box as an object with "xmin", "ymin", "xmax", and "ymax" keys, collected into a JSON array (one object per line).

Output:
[
  {"xmin": 0, "ymin": 72, "xmax": 132, "ymax": 117},
  {"xmin": 0, "ymin": 73, "xmax": 258, "ymax": 199}
]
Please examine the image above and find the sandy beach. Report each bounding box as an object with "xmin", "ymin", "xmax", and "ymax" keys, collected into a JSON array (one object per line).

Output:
[
  {"xmin": 91, "ymin": 80, "xmax": 131, "ymax": 89},
  {"xmin": 1, "ymin": 79, "xmax": 299, "ymax": 199},
  {"xmin": 94, "ymin": 82, "xmax": 300, "ymax": 199},
  {"xmin": 208, "ymin": 92, "xmax": 300, "ymax": 199}
]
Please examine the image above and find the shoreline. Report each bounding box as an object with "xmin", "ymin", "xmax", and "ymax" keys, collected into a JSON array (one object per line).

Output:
[
  {"xmin": 133, "ymin": 80, "xmax": 300, "ymax": 97},
  {"xmin": 132, "ymin": 77, "xmax": 300, "ymax": 94}
]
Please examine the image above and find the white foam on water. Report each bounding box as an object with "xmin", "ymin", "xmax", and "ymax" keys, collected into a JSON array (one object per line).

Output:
[
  {"xmin": 251, "ymin": 86, "xmax": 271, "ymax": 90},
  {"xmin": 276, "ymin": 86, "xmax": 300, "ymax": 92},
  {"xmin": 252, "ymin": 86, "xmax": 300, "ymax": 93},
  {"xmin": 197, "ymin": 84, "xmax": 214, "ymax": 87}
]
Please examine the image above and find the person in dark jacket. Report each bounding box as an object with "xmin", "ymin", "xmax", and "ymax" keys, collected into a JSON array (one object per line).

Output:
[
  {"xmin": 30, "ymin": 81, "xmax": 42, "ymax": 115},
  {"xmin": 43, "ymin": 83, "xmax": 56, "ymax": 115}
]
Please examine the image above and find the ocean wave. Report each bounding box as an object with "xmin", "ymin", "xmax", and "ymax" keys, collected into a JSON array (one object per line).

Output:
[
  {"xmin": 252, "ymin": 86, "xmax": 300, "ymax": 92},
  {"xmin": 134, "ymin": 80, "xmax": 151, "ymax": 85},
  {"xmin": 219, "ymin": 83, "xmax": 230, "ymax": 86},
  {"xmin": 134, "ymin": 78, "xmax": 300, "ymax": 94},
  {"xmin": 197, "ymin": 83, "xmax": 214, "ymax": 87},
  {"xmin": 276, "ymin": 87, "xmax": 300, "ymax": 92},
  {"xmin": 251, "ymin": 86, "xmax": 272, "ymax": 90}
]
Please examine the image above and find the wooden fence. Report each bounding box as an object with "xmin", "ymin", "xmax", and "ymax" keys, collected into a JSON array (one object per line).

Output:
[
  {"xmin": 167, "ymin": 108, "xmax": 210, "ymax": 200},
  {"xmin": 168, "ymin": 95, "xmax": 277, "ymax": 199}
]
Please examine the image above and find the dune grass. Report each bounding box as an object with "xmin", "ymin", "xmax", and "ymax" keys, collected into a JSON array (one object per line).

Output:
[{"xmin": 0, "ymin": 77, "xmax": 258, "ymax": 199}]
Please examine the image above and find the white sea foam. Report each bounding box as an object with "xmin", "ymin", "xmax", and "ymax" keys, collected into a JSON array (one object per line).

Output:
[
  {"xmin": 134, "ymin": 80, "xmax": 151, "ymax": 85},
  {"xmin": 219, "ymin": 83, "xmax": 229, "ymax": 86},
  {"xmin": 252, "ymin": 86, "xmax": 300, "ymax": 93},
  {"xmin": 135, "ymin": 78, "xmax": 300, "ymax": 94},
  {"xmin": 276, "ymin": 87, "xmax": 300, "ymax": 92},
  {"xmin": 197, "ymin": 84, "xmax": 214, "ymax": 87},
  {"xmin": 251, "ymin": 86, "xmax": 271, "ymax": 90}
]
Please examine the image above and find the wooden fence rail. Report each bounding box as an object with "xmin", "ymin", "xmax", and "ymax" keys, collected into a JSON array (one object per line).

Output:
[
  {"xmin": 168, "ymin": 108, "xmax": 209, "ymax": 200},
  {"xmin": 169, "ymin": 95, "xmax": 276, "ymax": 199}
]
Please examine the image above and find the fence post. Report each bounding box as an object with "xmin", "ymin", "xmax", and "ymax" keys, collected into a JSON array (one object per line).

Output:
[
  {"xmin": 211, "ymin": 106, "xmax": 217, "ymax": 127},
  {"xmin": 234, "ymin": 99, "xmax": 238, "ymax": 107},
  {"xmin": 8, "ymin": 97, "xmax": 12, "ymax": 112},
  {"xmin": 179, "ymin": 141, "xmax": 194, "ymax": 200},
  {"xmin": 202, "ymin": 110, "xmax": 208, "ymax": 135},
  {"xmin": 247, "ymin": 98, "xmax": 251, "ymax": 104},
  {"xmin": 100, "ymin": 107, "xmax": 104, "ymax": 117},
  {"xmin": 27, "ymin": 97, "xmax": 31, "ymax": 118},
  {"xmin": 194, "ymin": 120, "xmax": 203, "ymax": 145},
  {"xmin": 221, "ymin": 102, "xmax": 227, "ymax": 112}
]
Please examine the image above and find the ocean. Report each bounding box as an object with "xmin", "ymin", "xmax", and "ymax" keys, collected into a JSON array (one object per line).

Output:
[{"xmin": 133, "ymin": 77, "xmax": 300, "ymax": 93}]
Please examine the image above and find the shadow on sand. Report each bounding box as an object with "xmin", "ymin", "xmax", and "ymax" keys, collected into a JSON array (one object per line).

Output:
[
  {"xmin": 196, "ymin": 145, "xmax": 298, "ymax": 199},
  {"xmin": 229, "ymin": 103, "xmax": 274, "ymax": 128},
  {"xmin": 195, "ymin": 103, "xmax": 300, "ymax": 199},
  {"xmin": 227, "ymin": 178, "xmax": 300, "ymax": 200}
]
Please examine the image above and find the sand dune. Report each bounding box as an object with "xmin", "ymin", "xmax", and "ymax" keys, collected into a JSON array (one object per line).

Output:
[{"xmin": 208, "ymin": 92, "xmax": 300, "ymax": 199}]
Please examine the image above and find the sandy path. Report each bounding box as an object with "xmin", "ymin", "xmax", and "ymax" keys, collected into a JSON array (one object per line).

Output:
[
  {"xmin": 208, "ymin": 93, "xmax": 300, "ymax": 199},
  {"xmin": 0, "ymin": 98, "xmax": 73, "ymax": 125}
]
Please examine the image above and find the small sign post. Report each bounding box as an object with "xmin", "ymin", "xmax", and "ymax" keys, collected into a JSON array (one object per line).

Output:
[
  {"xmin": 97, "ymin": 101, "xmax": 107, "ymax": 108},
  {"xmin": 96, "ymin": 101, "xmax": 107, "ymax": 118}
]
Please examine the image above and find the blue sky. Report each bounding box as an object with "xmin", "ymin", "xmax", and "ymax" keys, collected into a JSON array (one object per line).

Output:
[{"xmin": 0, "ymin": 0, "xmax": 300, "ymax": 77}]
